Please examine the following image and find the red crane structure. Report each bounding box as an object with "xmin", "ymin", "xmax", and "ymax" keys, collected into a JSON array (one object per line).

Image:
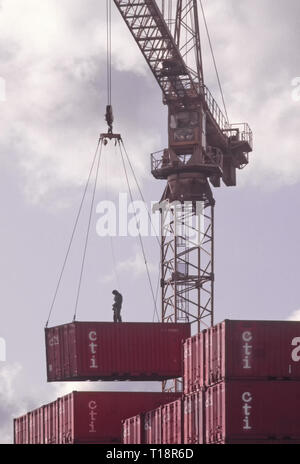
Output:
[{"xmin": 113, "ymin": 1, "xmax": 252, "ymax": 339}]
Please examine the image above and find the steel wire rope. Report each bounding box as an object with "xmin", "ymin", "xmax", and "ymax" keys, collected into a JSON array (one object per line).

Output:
[
  {"xmin": 73, "ymin": 140, "xmax": 104, "ymax": 322},
  {"xmin": 106, "ymin": 0, "xmax": 112, "ymax": 106},
  {"xmin": 198, "ymin": 0, "xmax": 229, "ymax": 123},
  {"xmin": 45, "ymin": 139, "xmax": 101, "ymax": 328},
  {"xmin": 118, "ymin": 140, "xmax": 160, "ymax": 323}
]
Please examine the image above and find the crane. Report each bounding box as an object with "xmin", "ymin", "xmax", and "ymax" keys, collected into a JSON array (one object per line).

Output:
[{"xmin": 112, "ymin": 0, "xmax": 252, "ymax": 348}]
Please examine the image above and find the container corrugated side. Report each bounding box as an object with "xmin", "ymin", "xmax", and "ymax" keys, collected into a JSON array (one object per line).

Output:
[
  {"xmin": 14, "ymin": 415, "xmax": 29, "ymax": 445},
  {"xmin": 183, "ymin": 392, "xmax": 204, "ymax": 444},
  {"xmin": 122, "ymin": 415, "xmax": 143, "ymax": 444},
  {"xmin": 183, "ymin": 333, "xmax": 205, "ymax": 394},
  {"xmin": 144, "ymin": 407, "xmax": 162, "ymax": 444},
  {"xmin": 28, "ymin": 408, "xmax": 44, "ymax": 444},
  {"xmin": 162, "ymin": 399, "xmax": 183, "ymax": 444},
  {"xmin": 44, "ymin": 401, "xmax": 59, "ymax": 444}
]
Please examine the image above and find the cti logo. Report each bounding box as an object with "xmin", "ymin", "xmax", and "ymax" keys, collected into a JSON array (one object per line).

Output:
[
  {"xmin": 88, "ymin": 401, "xmax": 98, "ymax": 433},
  {"xmin": 242, "ymin": 331, "xmax": 253, "ymax": 369},
  {"xmin": 242, "ymin": 392, "xmax": 252, "ymax": 431},
  {"xmin": 291, "ymin": 337, "xmax": 300, "ymax": 362},
  {"xmin": 88, "ymin": 331, "xmax": 99, "ymax": 369}
]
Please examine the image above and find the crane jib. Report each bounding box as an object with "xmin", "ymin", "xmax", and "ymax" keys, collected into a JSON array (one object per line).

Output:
[{"xmin": 113, "ymin": 0, "xmax": 200, "ymax": 101}]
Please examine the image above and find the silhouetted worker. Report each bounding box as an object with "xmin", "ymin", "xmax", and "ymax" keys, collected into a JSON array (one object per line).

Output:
[{"xmin": 112, "ymin": 290, "xmax": 123, "ymax": 323}]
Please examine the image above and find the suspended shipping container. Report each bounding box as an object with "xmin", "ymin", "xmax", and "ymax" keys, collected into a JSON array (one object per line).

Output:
[
  {"xmin": 14, "ymin": 391, "xmax": 180, "ymax": 445},
  {"xmin": 184, "ymin": 320, "xmax": 300, "ymax": 392},
  {"xmin": 205, "ymin": 381, "xmax": 300, "ymax": 444},
  {"xmin": 45, "ymin": 321, "xmax": 190, "ymax": 382}
]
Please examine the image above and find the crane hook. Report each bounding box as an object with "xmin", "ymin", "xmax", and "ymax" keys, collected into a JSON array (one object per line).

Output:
[{"xmin": 105, "ymin": 104, "xmax": 114, "ymax": 134}]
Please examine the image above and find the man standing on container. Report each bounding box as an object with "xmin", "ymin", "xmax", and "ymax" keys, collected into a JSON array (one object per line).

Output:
[{"xmin": 112, "ymin": 290, "xmax": 123, "ymax": 323}]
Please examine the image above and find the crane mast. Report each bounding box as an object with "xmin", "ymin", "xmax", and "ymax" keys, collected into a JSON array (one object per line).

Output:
[{"xmin": 113, "ymin": 0, "xmax": 253, "ymax": 340}]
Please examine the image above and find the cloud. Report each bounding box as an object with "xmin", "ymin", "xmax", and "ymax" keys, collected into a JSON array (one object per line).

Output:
[
  {"xmin": 200, "ymin": 0, "xmax": 300, "ymax": 189},
  {"xmin": 287, "ymin": 309, "xmax": 300, "ymax": 321},
  {"xmin": 2, "ymin": 0, "xmax": 299, "ymax": 208},
  {"xmin": 0, "ymin": 363, "xmax": 37, "ymax": 444},
  {"xmin": 0, "ymin": 0, "xmax": 158, "ymax": 206},
  {"xmin": 0, "ymin": 364, "xmax": 161, "ymax": 444},
  {"xmin": 100, "ymin": 246, "xmax": 158, "ymax": 284}
]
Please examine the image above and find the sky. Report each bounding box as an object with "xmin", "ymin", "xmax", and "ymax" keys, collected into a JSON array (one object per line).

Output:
[{"xmin": 0, "ymin": 0, "xmax": 300, "ymax": 443}]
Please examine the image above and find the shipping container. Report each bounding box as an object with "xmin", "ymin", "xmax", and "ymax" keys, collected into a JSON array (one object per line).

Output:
[
  {"xmin": 205, "ymin": 381, "xmax": 300, "ymax": 444},
  {"xmin": 122, "ymin": 414, "xmax": 143, "ymax": 444},
  {"xmin": 209, "ymin": 320, "xmax": 300, "ymax": 385},
  {"xmin": 45, "ymin": 322, "xmax": 190, "ymax": 382},
  {"xmin": 14, "ymin": 391, "xmax": 180, "ymax": 445},
  {"xmin": 184, "ymin": 320, "xmax": 300, "ymax": 390},
  {"xmin": 183, "ymin": 391, "xmax": 204, "ymax": 444}
]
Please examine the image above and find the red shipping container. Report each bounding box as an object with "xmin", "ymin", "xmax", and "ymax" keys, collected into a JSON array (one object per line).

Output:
[
  {"xmin": 184, "ymin": 320, "xmax": 300, "ymax": 390},
  {"xmin": 162, "ymin": 399, "xmax": 182, "ymax": 444},
  {"xmin": 14, "ymin": 391, "xmax": 180, "ymax": 445},
  {"xmin": 45, "ymin": 322, "xmax": 190, "ymax": 382},
  {"xmin": 144, "ymin": 407, "xmax": 163, "ymax": 444},
  {"xmin": 183, "ymin": 391, "xmax": 204, "ymax": 444},
  {"xmin": 205, "ymin": 381, "xmax": 300, "ymax": 444},
  {"xmin": 122, "ymin": 415, "xmax": 143, "ymax": 444},
  {"xmin": 208, "ymin": 320, "xmax": 300, "ymax": 385}
]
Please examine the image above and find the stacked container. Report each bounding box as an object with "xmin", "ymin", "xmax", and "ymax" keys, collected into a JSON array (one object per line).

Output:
[
  {"xmin": 123, "ymin": 398, "xmax": 183, "ymax": 445},
  {"xmin": 183, "ymin": 320, "xmax": 300, "ymax": 444},
  {"xmin": 14, "ymin": 391, "xmax": 180, "ymax": 445},
  {"xmin": 14, "ymin": 322, "xmax": 190, "ymax": 445}
]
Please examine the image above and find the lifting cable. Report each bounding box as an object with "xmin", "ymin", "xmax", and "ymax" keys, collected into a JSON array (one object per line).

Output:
[
  {"xmin": 118, "ymin": 139, "xmax": 160, "ymax": 323},
  {"xmin": 198, "ymin": 0, "xmax": 229, "ymax": 123},
  {"xmin": 106, "ymin": 0, "xmax": 112, "ymax": 107},
  {"xmin": 45, "ymin": 139, "xmax": 102, "ymax": 328},
  {"xmin": 73, "ymin": 140, "xmax": 103, "ymax": 322}
]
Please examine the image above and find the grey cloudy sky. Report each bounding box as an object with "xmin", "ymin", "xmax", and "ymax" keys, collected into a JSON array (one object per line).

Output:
[{"xmin": 0, "ymin": 0, "xmax": 300, "ymax": 443}]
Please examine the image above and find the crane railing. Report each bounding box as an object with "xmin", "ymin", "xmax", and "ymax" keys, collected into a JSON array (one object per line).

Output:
[
  {"xmin": 151, "ymin": 148, "xmax": 223, "ymax": 172},
  {"xmin": 201, "ymin": 85, "xmax": 230, "ymax": 132}
]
